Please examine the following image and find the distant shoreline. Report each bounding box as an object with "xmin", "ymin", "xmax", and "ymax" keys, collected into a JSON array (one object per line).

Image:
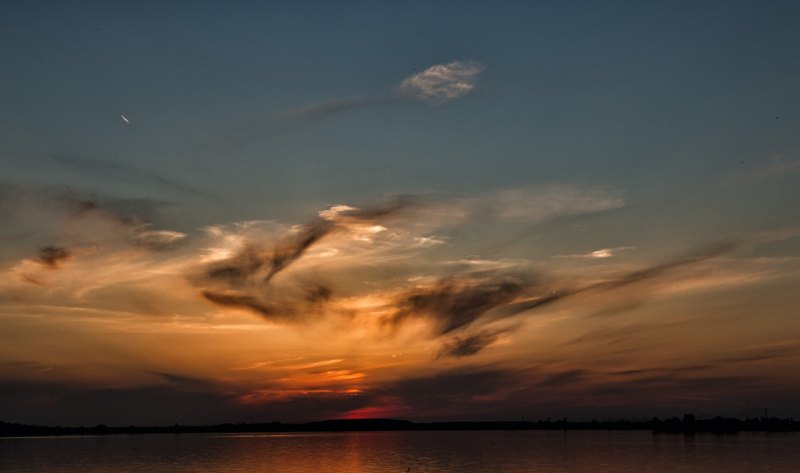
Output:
[{"xmin": 2, "ymin": 416, "xmax": 799, "ymax": 437}]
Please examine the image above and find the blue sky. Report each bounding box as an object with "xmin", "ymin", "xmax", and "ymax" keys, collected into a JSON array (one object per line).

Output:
[{"xmin": 4, "ymin": 2, "xmax": 798, "ymax": 215}]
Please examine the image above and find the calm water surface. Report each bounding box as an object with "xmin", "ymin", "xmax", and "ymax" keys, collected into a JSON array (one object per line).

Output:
[{"xmin": 1, "ymin": 431, "xmax": 799, "ymax": 472}]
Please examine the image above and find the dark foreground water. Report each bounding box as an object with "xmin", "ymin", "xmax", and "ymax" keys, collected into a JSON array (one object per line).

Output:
[{"xmin": 2, "ymin": 430, "xmax": 799, "ymax": 472}]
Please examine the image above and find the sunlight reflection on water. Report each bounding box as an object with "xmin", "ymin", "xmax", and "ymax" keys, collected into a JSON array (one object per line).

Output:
[{"xmin": 1, "ymin": 431, "xmax": 799, "ymax": 472}]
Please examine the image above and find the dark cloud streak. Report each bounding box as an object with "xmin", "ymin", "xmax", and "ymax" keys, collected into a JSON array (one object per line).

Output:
[
  {"xmin": 1, "ymin": 153, "xmax": 205, "ymax": 197},
  {"xmin": 46, "ymin": 154, "xmax": 204, "ymax": 197},
  {"xmin": 202, "ymin": 199, "xmax": 410, "ymax": 288},
  {"xmin": 0, "ymin": 182, "xmax": 170, "ymax": 227},
  {"xmin": 197, "ymin": 199, "xmax": 412, "ymax": 320},
  {"xmin": 201, "ymin": 290, "xmax": 280, "ymax": 320},
  {"xmin": 199, "ymin": 233, "xmax": 739, "ymax": 356},
  {"xmin": 389, "ymin": 274, "xmax": 526, "ymax": 335},
  {"xmin": 387, "ymin": 241, "xmax": 739, "ymax": 357},
  {"xmin": 437, "ymin": 325, "xmax": 519, "ymax": 359},
  {"xmin": 38, "ymin": 246, "xmax": 70, "ymax": 268},
  {"xmin": 228, "ymin": 96, "xmax": 402, "ymax": 143},
  {"xmin": 536, "ymin": 369, "xmax": 589, "ymax": 388}
]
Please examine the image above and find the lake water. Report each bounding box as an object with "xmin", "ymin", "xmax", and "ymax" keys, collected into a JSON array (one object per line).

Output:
[{"xmin": 1, "ymin": 430, "xmax": 799, "ymax": 472}]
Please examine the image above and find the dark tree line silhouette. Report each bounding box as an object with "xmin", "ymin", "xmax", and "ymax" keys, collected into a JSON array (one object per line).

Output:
[{"xmin": 2, "ymin": 415, "xmax": 798, "ymax": 437}]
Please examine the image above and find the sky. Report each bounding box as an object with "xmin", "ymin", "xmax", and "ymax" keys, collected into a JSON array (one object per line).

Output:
[{"xmin": 1, "ymin": 1, "xmax": 799, "ymax": 426}]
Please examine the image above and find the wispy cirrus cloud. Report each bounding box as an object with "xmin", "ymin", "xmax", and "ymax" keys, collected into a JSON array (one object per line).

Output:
[
  {"xmin": 1, "ymin": 153, "xmax": 206, "ymax": 197},
  {"xmin": 227, "ymin": 96, "xmax": 402, "ymax": 142},
  {"xmin": 4, "ymin": 185, "xmax": 792, "ymax": 370},
  {"xmin": 179, "ymin": 188, "xmax": 766, "ymax": 363},
  {"xmin": 224, "ymin": 60, "xmax": 484, "ymax": 141},
  {"xmin": 721, "ymin": 156, "xmax": 800, "ymax": 186},
  {"xmin": 3, "ymin": 185, "xmax": 799, "ymax": 423},
  {"xmin": 463, "ymin": 186, "xmax": 624, "ymax": 221},
  {"xmin": 190, "ymin": 186, "xmax": 624, "ymax": 329},
  {"xmin": 0, "ymin": 182, "xmax": 187, "ymax": 269}
]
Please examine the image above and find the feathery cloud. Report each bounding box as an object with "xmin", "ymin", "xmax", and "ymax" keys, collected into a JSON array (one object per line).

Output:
[
  {"xmin": 397, "ymin": 60, "xmax": 484, "ymax": 104},
  {"xmin": 221, "ymin": 60, "xmax": 484, "ymax": 142}
]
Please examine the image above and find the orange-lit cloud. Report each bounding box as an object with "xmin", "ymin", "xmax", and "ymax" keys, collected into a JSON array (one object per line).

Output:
[{"xmin": 1, "ymin": 187, "xmax": 799, "ymax": 424}]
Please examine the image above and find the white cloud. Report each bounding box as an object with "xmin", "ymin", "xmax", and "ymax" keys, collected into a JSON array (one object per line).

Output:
[
  {"xmin": 135, "ymin": 229, "xmax": 187, "ymax": 248},
  {"xmin": 557, "ymin": 247, "xmax": 635, "ymax": 259},
  {"xmin": 589, "ymin": 249, "xmax": 614, "ymax": 258},
  {"xmin": 397, "ymin": 60, "xmax": 484, "ymax": 104},
  {"xmin": 413, "ymin": 236, "xmax": 447, "ymax": 247},
  {"xmin": 318, "ymin": 205, "xmax": 358, "ymax": 221}
]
